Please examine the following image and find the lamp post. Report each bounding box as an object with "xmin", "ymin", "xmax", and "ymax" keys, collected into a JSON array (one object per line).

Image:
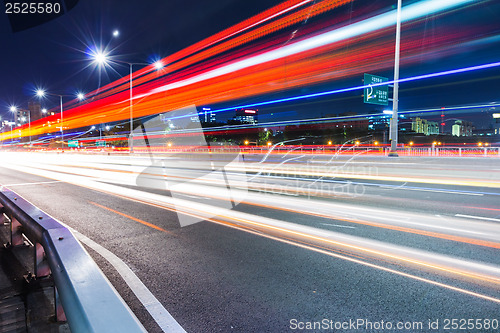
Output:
[
  {"xmin": 389, "ymin": 0, "xmax": 402, "ymax": 157},
  {"xmin": 90, "ymin": 49, "xmax": 164, "ymax": 153},
  {"xmin": 25, "ymin": 112, "xmax": 31, "ymax": 145},
  {"xmin": 124, "ymin": 61, "xmax": 164, "ymax": 153},
  {"xmin": 36, "ymin": 89, "xmax": 85, "ymax": 149},
  {"xmin": 8, "ymin": 106, "xmax": 17, "ymax": 145},
  {"xmin": 9, "ymin": 106, "xmax": 29, "ymax": 145}
]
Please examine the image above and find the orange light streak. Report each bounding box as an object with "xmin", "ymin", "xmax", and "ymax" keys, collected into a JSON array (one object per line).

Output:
[{"xmin": 89, "ymin": 201, "xmax": 174, "ymax": 234}]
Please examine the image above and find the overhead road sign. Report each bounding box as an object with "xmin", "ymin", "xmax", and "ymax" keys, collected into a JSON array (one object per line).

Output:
[
  {"xmin": 68, "ymin": 140, "xmax": 79, "ymax": 148},
  {"xmin": 364, "ymin": 74, "xmax": 389, "ymax": 106}
]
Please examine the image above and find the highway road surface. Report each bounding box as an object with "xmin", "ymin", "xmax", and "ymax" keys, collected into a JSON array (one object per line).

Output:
[{"xmin": 0, "ymin": 151, "xmax": 499, "ymax": 332}]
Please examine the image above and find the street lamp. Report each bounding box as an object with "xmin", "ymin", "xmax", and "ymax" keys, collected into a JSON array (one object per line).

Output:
[
  {"xmin": 9, "ymin": 106, "xmax": 17, "ymax": 129},
  {"xmin": 153, "ymin": 61, "xmax": 164, "ymax": 71},
  {"xmin": 36, "ymin": 89, "xmax": 86, "ymax": 149},
  {"xmin": 91, "ymin": 50, "xmax": 164, "ymax": 153},
  {"xmin": 8, "ymin": 106, "xmax": 17, "ymax": 142},
  {"xmin": 7, "ymin": 105, "xmax": 31, "ymax": 145}
]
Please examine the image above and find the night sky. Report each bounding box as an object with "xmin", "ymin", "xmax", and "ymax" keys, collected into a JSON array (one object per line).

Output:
[
  {"xmin": 0, "ymin": 0, "xmax": 282, "ymax": 116},
  {"xmin": 1, "ymin": 0, "xmax": 499, "ymax": 129}
]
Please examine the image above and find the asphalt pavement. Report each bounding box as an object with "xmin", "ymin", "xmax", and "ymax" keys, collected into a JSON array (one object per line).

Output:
[{"xmin": 0, "ymin": 152, "xmax": 499, "ymax": 332}]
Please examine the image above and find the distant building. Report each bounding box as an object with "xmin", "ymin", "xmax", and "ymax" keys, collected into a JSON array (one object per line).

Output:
[
  {"xmin": 28, "ymin": 101, "xmax": 42, "ymax": 121},
  {"xmin": 14, "ymin": 108, "xmax": 30, "ymax": 126},
  {"xmin": 332, "ymin": 118, "xmax": 369, "ymax": 130},
  {"xmin": 198, "ymin": 107, "xmax": 216, "ymax": 124},
  {"xmin": 1, "ymin": 120, "xmax": 12, "ymax": 131},
  {"xmin": 233, "ymin": 109, "xmax": 258, "ymax": 124},
  {"xmin": 451, "ymin": 120, "xmax": 474, "ymax": 137},
  {"xmin": 411, "ymin": 117, "xmax": 439, "ymax": 136},
  {"xmin": 472, "ymin": 128, "xmax": 495, "ymax": 137},
  {"xmin": 491, "ymin": 113, "xmax": 500, "ymax": 136},
  {"xmin": 368, "ymin": 116, "xmax": 390, "ymax": 131}
]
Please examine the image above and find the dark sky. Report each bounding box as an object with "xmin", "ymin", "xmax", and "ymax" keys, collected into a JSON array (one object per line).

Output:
[
  {"xmin": 0, "ymin": 0, "xmax": 282, "ymax": 118},
  {"xmin": 1, "ymin": 0, "xmax": 499, "ymax": 129}
]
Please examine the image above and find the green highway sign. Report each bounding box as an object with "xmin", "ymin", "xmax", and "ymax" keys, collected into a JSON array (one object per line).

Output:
[
  {"xmin": 68, "ymin": 140, "xmax": 79, "ymax": 148},
  {"xmin": 96, "ymin": 140, "xmax": 106, "ymax": 147},
  {"xmin": 364, "ymin": 73, "xmax": 389, "ymax": 106}
]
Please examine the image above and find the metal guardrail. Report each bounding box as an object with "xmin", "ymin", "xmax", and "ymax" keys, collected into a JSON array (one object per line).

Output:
[
  {"xmin": 0, "ymin": 188, "xmax": 146, "ymax": 333},
  {"xmin": 393, "ymin": 147, "xmax": 500, "ymax": 157}
]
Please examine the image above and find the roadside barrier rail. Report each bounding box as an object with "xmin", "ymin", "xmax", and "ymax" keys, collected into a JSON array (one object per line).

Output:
[{"xmin": 0, "ymin": 187, "xmax": 146, "ymax": 333}]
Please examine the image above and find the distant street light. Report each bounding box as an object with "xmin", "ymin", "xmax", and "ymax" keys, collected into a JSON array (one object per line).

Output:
[
  {"xmin": 36, "ymin": 89, "xmax": 45, "ymax": 98},
  {"xmin": 92, "ymin": 49, "xmax": 109, "ymax": 66},
  {"xmin": 8, "ymin": 106, "xmax": 17, "ymax": 140},
  {"xmin": 154, "ymin": 60, "xmax": 164, "ymax": 70},
  {"xmin": 16, "ymin": 111, "xmax": 31, "ymax": 145}
]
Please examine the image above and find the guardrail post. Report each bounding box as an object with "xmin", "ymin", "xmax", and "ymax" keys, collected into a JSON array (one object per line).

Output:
[
  {"xmin": 10, "ymin": 216, "xmax": 24, "ymax": 247},
  {"xmin": 54, "ymin": 287, "xmax": 67, "ymax": 322},
  {"xmin": 0, "ymin": 207, "xmax": 7, "ymax": 226},
  {"xmin": 35, "ymin": 242, "xmax": 51, "ymax": 278}
]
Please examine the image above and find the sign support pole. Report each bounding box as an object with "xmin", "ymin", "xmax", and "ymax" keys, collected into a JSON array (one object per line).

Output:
[{"xmin": 389, "ymin": 0, "xmax": 402, "ymax": 157}]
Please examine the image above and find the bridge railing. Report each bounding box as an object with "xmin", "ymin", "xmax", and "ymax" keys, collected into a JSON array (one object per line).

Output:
[{"xmin": 0, "ymin": 188, "xmax": 146, "ymax": 333}]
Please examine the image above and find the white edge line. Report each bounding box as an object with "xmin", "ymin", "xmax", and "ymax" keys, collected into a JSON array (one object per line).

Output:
[
  {"xmin": 320, "ymin": 223, "xmax": 356, "ymax": 229},
  {"xmin": 69, "ymin": 228, "xmax": 187, "ymax": 333},
  {"xmin": 455, "ymin": 214, "xmax": 500, "ymax": 223},
  {"xmin": 379, "ymin": 186, "xmax": 484, "ymax": 196},
  {"xmin": 1, "ymin": 180, "xmax": 63, "ymax": 187}
]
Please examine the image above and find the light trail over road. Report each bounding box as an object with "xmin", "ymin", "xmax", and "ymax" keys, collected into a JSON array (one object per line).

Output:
[
  {"xmin": 0, "ymin": 151, "xmax": 499, "ymax": 331},
  {"xmin": 1, "ymin": 0, "xmax": 492, "ymax": 142}
]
